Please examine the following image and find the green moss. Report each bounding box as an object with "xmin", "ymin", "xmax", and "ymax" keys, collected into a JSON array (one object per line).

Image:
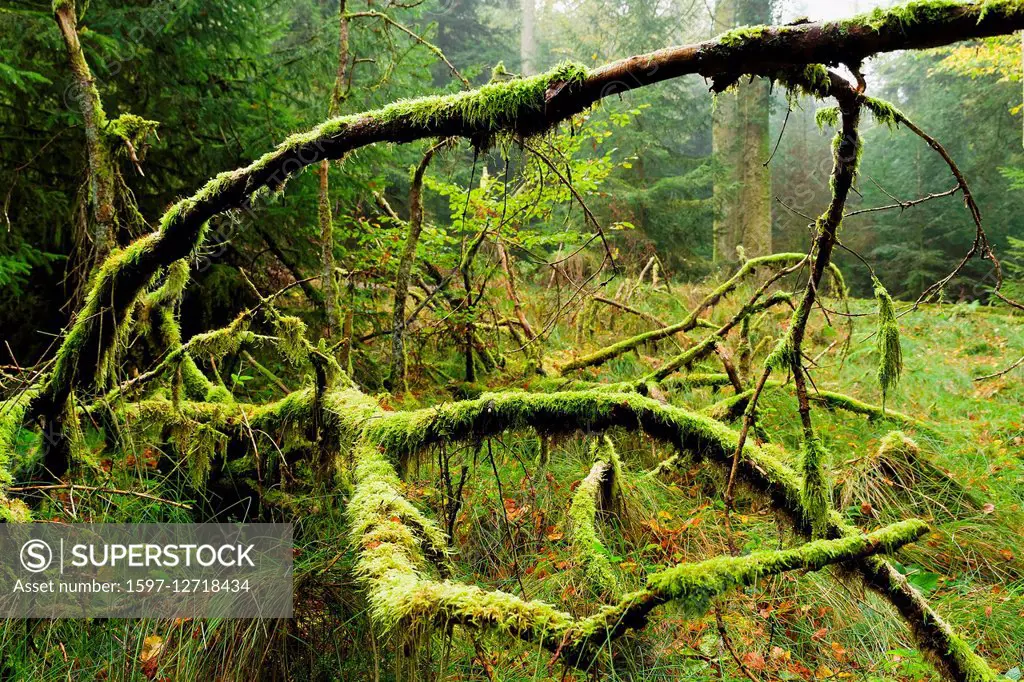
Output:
[
  {"xmin": 644, "ymin": 520, "xmax": 927, "ymax": 616},
  {"xmin": 718, "ymin": 25, "xmax": 771, "ymax": 47},
  {"xmin": 104, "ymin": 113, "xmax": 159, "ymax": 158},
  {"xmin": 942, "ymin": 630, "xmax": 1002, "ymax": 682},
  {"xmin": 800, "ymin": 437, "xmax": 831, "ymax": 537},
  {"xmin": 63, "ymin": 391, "xmax": 90, "ymax": 467},
  {"xmin": 272, "ymin": 315, "xmax": 308, "ymax": 366},
  {"xmin": 347, "ymin": 387, "xmax": 930, "ymax": 659},
  {"xmin": 188, "ymin": 313, "xmax": 254, "ymax": 361},
  {"xmin": 169, "ymin": 419, "xmax": 224, "ymax": 485},
  {"xmin": 872, "ymin": 277, "xmax": 904, "ymax": 408},
  {"xmin": 862, "ymin": 96, "xmax": 904, "ymax": 130},
  {"xmin": 809, "ymin": 389, "xmax": 935, "ymax": 435},
  {"xmin": 850, "ymin": 1, "xmax": 971, "ymax": 32},
  {"xmin": 773, "ymin": 64, "xmax": 832, "ymax": 101},
  {"xmin": 0, "ymin": 494, "xmax": 31, "ymax": 523},
  {"xmin": 815, "ymin": 106, "xmax": 841, "ymax": 130},
  {"xmin": 567, "ymin": 437, "xmax": 622, "ymax": 593},
  {"xmin": 46, "ymin": 232, "xmax": 162, "ymax": 397},
  {"xmin": 660, "ymin": 373, "xmax": 734, "ymax": 392},
  {"xmin": 765, "ymin": 334, "xmax": 797, "ymax": 372},
  {"xmin": 0, "ymin": 390, "xmax": 35, "ymax": 487}
]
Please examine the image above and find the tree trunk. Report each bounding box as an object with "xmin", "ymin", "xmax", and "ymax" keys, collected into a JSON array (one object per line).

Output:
[
  {"xmin": 318, "ymin": 0, "xmax": 349, "ymax": 338},
  {"xmin": 520, "ymin": 0, "xmax": 537, "ymax": 76},
  {"xmin": 712, "ymin": 0, "xmax": 773, "ymax": 266},
  {"xmin": 388, "ymin": 147, "xmax": 437, "ymax": 391},
  {"xmin": 54, "ymin": 0, "xmax": 117, "ymax": 263}
]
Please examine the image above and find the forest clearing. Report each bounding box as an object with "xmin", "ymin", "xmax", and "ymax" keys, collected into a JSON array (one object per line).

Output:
[{"xmin": 1, "ymin": 0, "xmax": 1023, "ymax": 679}]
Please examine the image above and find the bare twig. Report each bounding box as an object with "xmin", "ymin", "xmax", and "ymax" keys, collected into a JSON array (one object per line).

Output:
[
  {"xmin": 974, "ymin": 354, "xmax": 1024, "ymax": 381},
  {"xmin": 9, "ymin": 483, "xmax": 191, "ymax": 509}
]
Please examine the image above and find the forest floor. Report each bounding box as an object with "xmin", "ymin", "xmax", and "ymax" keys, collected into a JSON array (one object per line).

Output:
[{"xmin": 9, "ymin": 277, "xmax": 1023, "ymax": 681}]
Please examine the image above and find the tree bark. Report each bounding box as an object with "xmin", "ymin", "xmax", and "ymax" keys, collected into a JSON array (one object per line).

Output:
[
  {"xmin": 318, "ymin": 0, "xmax": 349, "ymax": 338},
  {"xmin": 388, "ymin": 146, "xmax": 437, "ymax": 391},
  {"xmin": 53, "ymin": 0, "xmax": 116, "ymax": 261},
  {"xmin": 497, "ymin": 242, "xmax": 536, "ymax": 341}
]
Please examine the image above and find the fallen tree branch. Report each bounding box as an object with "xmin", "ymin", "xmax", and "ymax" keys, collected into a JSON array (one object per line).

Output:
[
  {"xmin": 349, "ymin": 412, "xmax": 927, "ymax": 667},
  {"xmin": 567, "ymin": 436, "xmax": 622, "ymax": 594},
  {"xmin": 560, "ymin": 253, "xmax": 808, "ymax": 375}
]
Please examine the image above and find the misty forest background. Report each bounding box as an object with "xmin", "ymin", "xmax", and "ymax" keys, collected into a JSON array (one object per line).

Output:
[
  {"xmin": 4, "ymin": 0, "xmax": 1024, "ymax": 347},
  {"xmin": 1, "ymin": 0, "xmax": 1023, "ymax": 680}
]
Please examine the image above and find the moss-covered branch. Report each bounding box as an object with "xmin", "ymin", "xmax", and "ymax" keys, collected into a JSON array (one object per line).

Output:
[
  {"xmin": 703, "ymin": 382, "xmax": 937, "ymax": 436},
  {"xmin": 348, "ymin": 402, "xmax": 927, "ymax": 667},
  {"xmin": 644, "ymin": 290, "xmax": 793, "ymax": 383},
  {"xmin": 567, "ymin": 436, "xmax": 622, "ymax": 593}
]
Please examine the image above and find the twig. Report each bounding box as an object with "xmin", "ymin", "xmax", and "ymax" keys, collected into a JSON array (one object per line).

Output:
[
  {"xmin": 521, "ymin": 140, "xmax": 620, "ymax": 274},
  {"xmin": 844, "ymin": 185, "xmax": 959, "ymax": 217},
  {"xmin": 974, "ymin": 354, "xmax": 1024, "ymax": 381},
  {"xmin": 715, "ymin": 606, "xmax": 760, "ymax": 682},
  {"xmin": 891, "ymin": 111, "xmax": 1002, "ymax": 306},
  {"xmin": 486, "ymin": 439, "xmax": 528, "ymax": 599},
  {"xmin": 346, "ymin": 11, "xmax": 470, "ymax": 88},
  {"xmin": 763, "ymin": 105, "xmax": 791, "ymax": 167},
  {"xmin": 9, "ymin": 483, "xmax": 191, "ymax": 509}
]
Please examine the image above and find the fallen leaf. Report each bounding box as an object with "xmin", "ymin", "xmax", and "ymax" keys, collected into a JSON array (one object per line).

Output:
[
  {"xmin": 140, "ymin": 635, "xmax": 164, "ymax": 663},
  {"xmin": 743, "ymin": 651, "xmax": 766, "ymax": 671},
  {"xmin": 815, "ymin": 664, "xmax": 836, "ymax": 679}
]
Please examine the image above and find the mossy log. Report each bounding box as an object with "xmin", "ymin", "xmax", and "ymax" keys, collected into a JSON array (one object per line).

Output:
[{"xmin": 567, "ymin": 436, "xmax": 623, "ymax": 594}]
